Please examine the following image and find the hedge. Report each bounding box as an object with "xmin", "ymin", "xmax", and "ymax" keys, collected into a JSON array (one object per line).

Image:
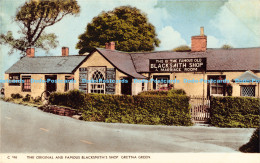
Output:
[
  {"xmin": 49, "ymin": 90, "xmax": 192, "ymax": 126},
  {"xmin": 239, "ymin": 127, "xmax": 259, "ymax": 153},
  {"xmin": 138, "ymin": 89, "xmax": 186, "ymax": 96},
  {"xmin": 210, "ymin": 97, "xmax": 260, "ymax": 128}
]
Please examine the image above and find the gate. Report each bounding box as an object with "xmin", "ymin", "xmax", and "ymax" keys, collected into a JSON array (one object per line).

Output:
[{"xmin": 189, "ymin": 96, "xmax": 210, "ymax": 124}]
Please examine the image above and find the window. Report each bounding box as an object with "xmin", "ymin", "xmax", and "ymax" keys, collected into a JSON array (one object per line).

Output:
[
  {"xmin": 65, "ymin": 76, "xmax": 74, "ymax": 92},
  {"xmin": 241, "ymin": 85, "xmax": 255, "ymax": 97},
  {"xmin": 90, "ymin": 70, "xmax": 105, "ymax": 94},
  {"xmin": 208, "ymin": 75, "xmax": 226, "ymax": 96},
  {"xmin": 9, "ymin": 74, "xmax": 20, "ymax": 86},
  {"xmin": 153, "ymin": 75, "xmax": 170, "ymax": 90},
  {"xmin": 142, "ymin": 82, "xmax": 145, "ymax": 91},
  {"xmin": 22, "ymin": 76, "xmax": 31, "ymax": 92}
]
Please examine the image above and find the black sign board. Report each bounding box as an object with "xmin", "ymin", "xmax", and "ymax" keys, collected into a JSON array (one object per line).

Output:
[
  {"xmin": 79, "ymin": 67, "xmax": 88, "ymax": 93},
  {"xmin": 149, "ymin": 58, "xmax": 206, "ymax": 72},
  {"xmin": 106, "ymin": 68, "xmax": 116, "ymax": 94}
]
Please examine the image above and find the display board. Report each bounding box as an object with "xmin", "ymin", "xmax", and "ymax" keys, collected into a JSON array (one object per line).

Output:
[
  {"xmin": 106, "ymin": 68, "xmax": 116, "ymax": 94},
  {"xmin": 149, "ymin": 58, "xmax": 206, "ymax": 72}
]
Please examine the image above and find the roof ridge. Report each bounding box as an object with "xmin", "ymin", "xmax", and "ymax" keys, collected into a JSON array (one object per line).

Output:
[{"xmin": 32, "ymin": 55, "xmax": 85, "ymax": 58}]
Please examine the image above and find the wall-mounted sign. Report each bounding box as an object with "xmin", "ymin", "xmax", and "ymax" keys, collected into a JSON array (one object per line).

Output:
[
  {"xmin": 106, "ymin": 68, "xmax": 116, "ymax": 94},
  {"xmin": 149, "ymin": 58, "xmax": 206, "ymax": 72}
]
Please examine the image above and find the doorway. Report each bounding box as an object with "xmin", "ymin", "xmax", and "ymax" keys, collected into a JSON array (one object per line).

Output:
[
  {"xmin": 45, "ymin": 75, "xmax": 57, "ymax": 92},
  {"xmin": 121, "ymin": 77, "xmax": 132, "ymax": 95}
]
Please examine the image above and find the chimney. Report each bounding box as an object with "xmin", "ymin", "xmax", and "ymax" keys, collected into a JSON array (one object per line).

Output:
[
  {"xmin": 191, "ymin": 27, "xmax": 207, "ymax": 52},
  {"xmin": 26, "ymin": 48, "xmax": 35, "ymax": 57},
  {"xmin": 105, "ymin": 42, "xmax": 115, "ymax": 50},
  {"xmin": 62, "ymin": 47, "xmax": 69, "ymax": 56}
]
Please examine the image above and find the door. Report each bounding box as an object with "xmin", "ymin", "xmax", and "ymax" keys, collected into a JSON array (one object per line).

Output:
[
  {"xmin": 45, "ymin": 75, "xmax": 57, "ymax": 92},
  {"xmin": 121, "ymin": 77, "xmax": 132, "ymax": 95}
]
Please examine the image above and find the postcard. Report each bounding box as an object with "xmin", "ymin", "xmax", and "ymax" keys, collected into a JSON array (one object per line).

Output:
[{"xmin": 0, "ymin": 0, "xmax": 259, "ymax": 163}]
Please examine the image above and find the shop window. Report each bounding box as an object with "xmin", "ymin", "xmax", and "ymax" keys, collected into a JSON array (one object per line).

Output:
[
  {"xmin": 208, "ymin": 75, "xmax": 226, "ymax": 96},
  {"xmin": 9, "ymin": 74, "xmax": 20, "ymax": 86},
  {"xmin": 153, "ymin": 75, "xmax": 169, "ymax": 90},
  {"xmin": 90, "ymin": 70, "xmax": 105, "ymax": 94},
  {"xmin": 22, "ymin": 76, "xmax": 31, "ymax": 92},
  {"xmin": 241, "ymin": 85, "xmax": 255, "ymax": 97}
]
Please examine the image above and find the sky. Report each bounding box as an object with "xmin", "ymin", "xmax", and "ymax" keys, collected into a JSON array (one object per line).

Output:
[{"xmin": 1, "ymin": 0, "xmax": 260, "ymax": 79}]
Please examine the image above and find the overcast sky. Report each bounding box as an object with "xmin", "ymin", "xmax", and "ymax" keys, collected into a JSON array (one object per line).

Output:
[{"xmin": 1, "ymin": 0, "xmax": 260, "ymax": 79}]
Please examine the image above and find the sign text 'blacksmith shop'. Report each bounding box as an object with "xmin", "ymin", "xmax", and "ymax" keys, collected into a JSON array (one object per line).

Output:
[{"xmin": 149, "ymin": 58, "xmax": 206, "ymax": 72}]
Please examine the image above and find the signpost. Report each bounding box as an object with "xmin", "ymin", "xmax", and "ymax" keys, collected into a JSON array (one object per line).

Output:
[{"xmin": 149, "ymin": 58, "xmax": 206, "ymax": 72}]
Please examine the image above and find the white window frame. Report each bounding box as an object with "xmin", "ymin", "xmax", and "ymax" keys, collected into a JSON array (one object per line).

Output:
[{"xmin": 88, "ymin": 67, "xmax": 106, "ymax": 94}]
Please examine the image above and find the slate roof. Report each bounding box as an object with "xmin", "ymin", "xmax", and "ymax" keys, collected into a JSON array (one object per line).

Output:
[
  {"xmin": 6, "ymin": 47, "xmax": 260, "ymax": 79},
  {"xmin": 130, "ymin": 48, "xmax": 260, "ymax": 72},
  {"xmin": 233, "ymin": 71, "xmax": 260, "ymax": 82},
  {"xmin": 5, "ymin": 55, "xmax": 87, "ymax": 74},
  {"xmin": 96, "ymin": 48, "xmax": 146, "ymax": 79}
]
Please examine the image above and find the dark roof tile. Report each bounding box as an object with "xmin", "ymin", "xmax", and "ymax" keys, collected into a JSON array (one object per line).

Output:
[{"xmin": 5, "ymin": 55, "xmax": 87, "ymax": 74}]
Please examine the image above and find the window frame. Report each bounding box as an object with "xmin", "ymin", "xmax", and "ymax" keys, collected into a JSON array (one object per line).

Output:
[
  {"xmin": 207, "ymin": 75, "xmax": 226, "ymax": 96},
  {"xmin": 90, "ymin": 70, "xmax": 106, "ymax": 94},
  {"xmin": 240, "ymin": 85, "xmax": 256, "ymax": 97},
  {"xmin": 152, "ymin": 75, "xmax": 170, "ymax": 90},
  {"xmin": 22, "ymin": 76, "xmax": 31, "ymax": 92},
  {"xmin": 9, "ymin": 74, "xmax": 21, "ymax": 86}
]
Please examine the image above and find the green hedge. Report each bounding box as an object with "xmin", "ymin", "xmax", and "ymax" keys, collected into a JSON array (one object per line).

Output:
[
  {"xmin": 49, "ymin": 90, "xmax": 192, "ymax": 126},
  {"xmin": 239, "ymin": 127, "xmax": 259, "ymax": 153},
  {"xmin": 138, "ymin": 89, "xmax": 186, "ymax": 96},
  {"xmin": 49, "ymin": 90, "xmax": 86, "ymax": 109},
  {"xmin": 210, "ymin": 97, "xmax": 260, "ymax": 128}
]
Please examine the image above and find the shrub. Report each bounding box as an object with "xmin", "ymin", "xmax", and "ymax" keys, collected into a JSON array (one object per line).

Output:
[
  {"xmin": 82, "ymin": 94, "xmax": 192, "ymax": 126},
  {"xmin": 4, "ymin": 97, "xmax": 13, "ymax": 102},
  {"xmin": 167, "ymin": 89, "xmax": 186, "ymax": 96},
  {"xmin": 138, "ymin": 89, "xmax": 186, "ymax": 96},
  {"xmin": 11, "ymin": 93, "xmax": 23, "ymax": 99},
  {"xmin": 173, "ymin": 45, "xmax": 191, "ymax": 52},
  {"xmin": 50, "ymin": 92, "xmax": 192, "ymax": 126},
  {"xmin": 221, "ymin": 44, "xmax": 233, "ymax": 49},
  {"xmin": 33, "ymin": 96, "xmax": 41, "ymax": 103},
  {"xmin": 138, "ymin": 90, "xmax": 168, "ymax": 96},
  {"xmin": 22, "ymin": 94, "xmax": 31, "ymax": 102},
  {"xmin": 239, "ymin": 127, "xmax": 259, "ymax": 153},
  {"xmin": 49, "ymin": 90, "xmax": 86, "ymax": 109},
  {"xmin": 210, "ymin": 97, "xmax": 260, "ymax": 128}
]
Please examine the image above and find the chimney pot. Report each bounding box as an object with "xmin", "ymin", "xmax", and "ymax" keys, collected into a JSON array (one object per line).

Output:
[
  {"xmin": 26, "ymin": 48, "xmax": 35, "ymax": 57},
  {"xmin": 105, "ymin": 42, "xmax": 115, "ymax": 50},
  {"xmin": 200, "ymin": 27, "xmax": 204, "ymax": 36},
  {"xmin": 62, "ymin": 47, "xmax": 69, "ymax": 56}
]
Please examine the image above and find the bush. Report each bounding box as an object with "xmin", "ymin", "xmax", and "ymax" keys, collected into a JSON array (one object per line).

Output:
[
  {"xmin": 239, "ymin": 127, "xmax": 259, "ymax": 153},
  {"xmin": 22, "ymin": 94, "xmax": 31, "ymax": 102},
  {"xmin": 138, "ymin": 90, "xmax": 168, "ymax": 96},
  {"xmin": 82, "ymin": 94, "xmax": 191, "ymax": 126},
  {"xmin": 167, "ymin": 89, "xmax": 186, "ymax": 96},
  {"xmin": 49, "ymin": 90, "xmax": 86, "ymax": 109},
  {"xmin": 11, "ymin": 93, "xmax": 23, "ymax": 99},
  {"xmin": 173, "ymin": 45, "xmax": 191, "ymax": 52},
  {"xmin": 210, "ymin": 97, "xmax": 260, "ymax": 128},
  {"xmin": 138, "ymin": 89, "xmax": 186, "ymax": 96},
  {"xmin": 33, "ymin": 96, "xmax": 41, "ymax": 103},
  {"xmin": 50, "ymin": 92, "xmax": 192, "ymax": 126}
]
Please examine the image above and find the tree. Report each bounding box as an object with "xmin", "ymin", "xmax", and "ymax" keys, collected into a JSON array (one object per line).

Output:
[
  {"xmin": 173, "ymin": 45, "xmax": 191, "ymax": 52},
  {"xmin": 0, "ymin": 0, "xmax": 80, "ymax": 56},
  {"xmin": 76, "ymin": 6, "xmax": 160, "ymax": 54},
  {"xmin": 221, "ymin": 44, "xmax": 233, "ymax": 49}
]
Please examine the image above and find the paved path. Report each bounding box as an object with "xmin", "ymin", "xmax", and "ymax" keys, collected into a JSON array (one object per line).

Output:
[{"xmin": 0, "ymin": 100, "xmax": 254, "ymax": 153}]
